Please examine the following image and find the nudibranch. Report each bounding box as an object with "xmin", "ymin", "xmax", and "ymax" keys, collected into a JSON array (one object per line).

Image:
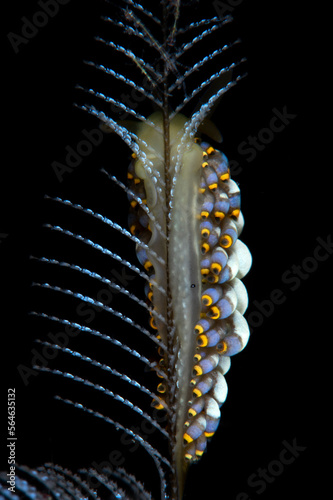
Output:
[{"xmin": 127, "ymin": 112, "xmax": 252, "ymax": 488}]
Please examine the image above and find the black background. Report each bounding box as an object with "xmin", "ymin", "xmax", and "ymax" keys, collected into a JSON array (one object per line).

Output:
[{"xmin": 1, "ymin": 1, "xmax": 328, "ymax": 499}]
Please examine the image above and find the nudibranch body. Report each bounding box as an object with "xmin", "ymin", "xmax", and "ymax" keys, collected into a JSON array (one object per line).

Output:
[{"xmin": 127, "ymin": 112, "xmax": 251, "ymax": 481}]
